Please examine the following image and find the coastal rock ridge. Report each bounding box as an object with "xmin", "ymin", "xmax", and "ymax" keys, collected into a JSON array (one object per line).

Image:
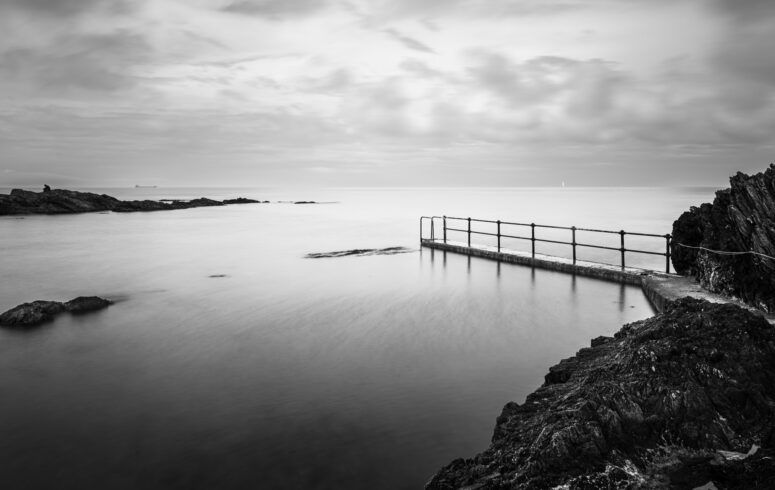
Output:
[{"xmin": 0, "ymin": 188, "xmax": 266, "ymax": 215}]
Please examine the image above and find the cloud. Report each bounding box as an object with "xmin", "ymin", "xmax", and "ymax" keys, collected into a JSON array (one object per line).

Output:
[
  {"xmin": 0, "ymin": 0, "xmax": 137, "ymax": 17},
  {"xmin": 220, "ymin": 0, "xmax": 330, "ymax": 19},
  {"xmin": 383, "ymin": 28, "xmax": 435, "ymax": 53},
  {"xmin": 712, "ymin": 0, "xmax": 775, "ymax": 22},
  {"xmin": 0, "ymin": 31, "xmax": 152, "ymax": 95},
  {"xmin": 299, "ymin": 68, "xmax": 353, "ymax": 94}
]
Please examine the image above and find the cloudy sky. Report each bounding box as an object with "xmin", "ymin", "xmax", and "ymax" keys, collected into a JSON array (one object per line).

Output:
[{"xmin": 1, "ymin": 0, "xmax": 773, "ymax": 187}]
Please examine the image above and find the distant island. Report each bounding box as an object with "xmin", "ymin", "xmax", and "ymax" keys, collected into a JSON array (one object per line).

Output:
[
  {"xmin": 134, "ymin": 185, "xmax": 157, "ymax": 188},
  {"xmin": 0, "ymin": 187, "xmax": 266, "ymax": 215}
]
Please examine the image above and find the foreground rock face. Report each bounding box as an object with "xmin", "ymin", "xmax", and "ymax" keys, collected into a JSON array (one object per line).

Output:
[
  {"xmin": 0, "ymin": 296, "xmax": 112, "ymax": 328},
  {"xmin": 0, "ymin": 188, "xmax": 263, "ymax": 215},
  {"xmin": 426, "ymin": 298, "xmax": 775, "ymax": 489},
  {"xmin": 672, "ymin": 164, "xmax": 775, "ymax": 313}
]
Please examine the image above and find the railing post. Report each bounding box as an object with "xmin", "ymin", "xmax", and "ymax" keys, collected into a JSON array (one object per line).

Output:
[
  {"xmin": 497, "ymin": 220, "xmax": 501, "ymax": 253},
  {"xmin": 467, "ymin": 217, "xmax": 471, "ymax": 247},
  {"xmin": 531, "ymin": 223, "xmax": 536, "ymax": 258},
  {"xmin": 443, "ymin": 216, "xmax": 447, "ymax": 244},
  {"xmin": 620, "ymin": 230, "xmax": 626, "ymax": 270},
  {"xmin": 571, "ymin": 226, "xmax": 577, "ymax": 264},
  {"xmin": 665, "ymin": 234, "xmax": 671, "ymax": 273}
]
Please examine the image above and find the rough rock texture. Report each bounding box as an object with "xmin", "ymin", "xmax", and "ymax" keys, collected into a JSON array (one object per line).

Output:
[
  {"xmin": 0, "ymin": 301, "xmax": 66, "ymax": 327},
  {"xmin": 0, "ymin": 296, "xmax": 112, "ymax": 328},
  {"xmin": 0, "ymin": 188, "xmax": 263, "ymax": 215},
  {"xmin": 672, "ymin": 164, "xmax": 775, "ymax": 313},
  {"xmin": 426, "ymin": 299, "xmax": 775, "ymax": 489}
]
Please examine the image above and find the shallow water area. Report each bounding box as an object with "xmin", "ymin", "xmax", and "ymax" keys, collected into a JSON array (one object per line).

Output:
[{"xmin": 0, "ymin": 187, "xmax": 710, "ymax": 488}]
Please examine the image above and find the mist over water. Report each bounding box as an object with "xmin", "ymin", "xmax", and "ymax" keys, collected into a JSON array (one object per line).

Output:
[{"xmin": 0, "ymin": 187, "xmax": 711, "ymax": 489}]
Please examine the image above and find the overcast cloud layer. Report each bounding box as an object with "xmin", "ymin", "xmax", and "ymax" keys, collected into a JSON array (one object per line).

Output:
[{"xmin": 1, "ymin": 0, "xmax": 773, "ymax": 187}]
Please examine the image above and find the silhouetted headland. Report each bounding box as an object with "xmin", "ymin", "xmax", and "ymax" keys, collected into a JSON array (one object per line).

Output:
[
  {"xmin": 426, "ymin": 165, "xmax": 775, "ymax": 489},
  {"xmin": 0, "ymin": 188, "xmax": 266, "ymax": 215}
]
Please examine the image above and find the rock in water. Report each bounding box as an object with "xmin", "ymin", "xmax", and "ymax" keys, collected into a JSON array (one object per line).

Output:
[
  {"xmin": 0, "ymin": 296, "xmax": 112, "ymax": 328},
  {"xmin": 0, "ymin": 188, "xmax": 265, "ymax": 215},
  {"xmin": 0, "ymin": 301, "xmax": 66, "ymax": 327},
  {"xmin": 672, "ymin": 164, "xmax": 775, "ymax": 313},
  {"xmin": 426, "ymin": 299, "xmax": 775, "ymax": 489},
  {"xmin": 65, "ymin": 296, "xmax": 113, "ymax": 314}
]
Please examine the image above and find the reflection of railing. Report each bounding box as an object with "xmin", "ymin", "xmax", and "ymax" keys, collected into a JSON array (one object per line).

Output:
[{"xmin": 420, "ymin": 215, "xmax": 672, "ymax": 273}]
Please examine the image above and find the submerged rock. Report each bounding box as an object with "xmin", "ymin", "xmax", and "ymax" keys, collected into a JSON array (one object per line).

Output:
[
  {"xmin": 426, "ymin": 298, "xmax": 775, "ymax": 489},
  {"xmin": 305, "ymin": 247, "xmax": 414, "ymax": 258},
  {"xmin": 0, "ymin": 296, "xmax": 112, "ymax": 328},
  {"xmin": 672, "ymin": 164, "xmax": 775, "ymax": 312},
  {"xmin": 0, "ymin": 188, "xmax": 265, "ymax": 215}
]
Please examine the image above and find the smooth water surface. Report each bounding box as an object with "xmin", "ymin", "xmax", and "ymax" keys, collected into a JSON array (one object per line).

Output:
[{"xmin": 0, "ymin": 187, "xmax": 711, "ymax": 489}]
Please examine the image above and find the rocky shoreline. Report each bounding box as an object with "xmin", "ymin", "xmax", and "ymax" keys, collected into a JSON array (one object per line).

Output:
[
  {"xmin": 426, "ymin": 166, "xmax": 775, "ymax": 489},
  {"xmin": 427, "ymin": 298, "xmax": 775, "ymax": 489},
  {"xmin": 0, "ymin": 188, "xmax": 265, "ymax": 215}
]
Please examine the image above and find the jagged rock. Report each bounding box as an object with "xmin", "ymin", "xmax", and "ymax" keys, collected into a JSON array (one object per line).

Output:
[
  {"xmin": 426, "ymin": 299, "xmax": 775, "ymax": 489},
  {"xmin": 0, "ymin": 188, "xmax": 264, "ymax": 215},
  {"xmin": 672, "ymin": 164, "xmax": 775, "ymax": 312},
  {"xmin": 0, "ymin": 296, "xmax": 112, "ymax": 328},
  {"xmin": 64, "ymin": 296, "xmax": 112, "ymax": 314}
]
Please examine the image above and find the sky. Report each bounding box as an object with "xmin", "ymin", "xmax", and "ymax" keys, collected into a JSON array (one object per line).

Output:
[{"xmin": 1, "ymin": 0, "xmax": 774, "ymax": 188}]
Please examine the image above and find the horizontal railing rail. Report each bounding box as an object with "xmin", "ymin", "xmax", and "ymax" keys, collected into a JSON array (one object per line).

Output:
[{"xmin": 420, "ymin": 215, "xmax": 672, "ymax": 273}]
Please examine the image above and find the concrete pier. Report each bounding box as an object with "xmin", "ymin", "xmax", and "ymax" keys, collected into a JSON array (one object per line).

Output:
[{"xmin": 422, "ymin": 239, "xmax": 775, "ymax": 324}]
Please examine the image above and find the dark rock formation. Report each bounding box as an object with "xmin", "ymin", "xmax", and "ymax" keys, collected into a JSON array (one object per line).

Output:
[
  {"xmin": 305, "ymin": 247, "xmax": 414, "ymax": 258},
  {"xmin": 222, "ymin": 197, "xmax": 267, "ymax": 204},
  {"xmin": 64, "ymin": 296, "xmax": 113, "ymax": 314},
  {"xmin": 294, "ymin": 201, "xmax": 317, "ymax": 204},
  {"xmin": 0, "ymin": 296, "xmax": 112, "ymax": 328},
  {"xmin": 426, "ymin": 298, "xmax": 775, "ymax": 489},
  {"xmin": 0, "ymin": 188, "xmax": 265, "ymax": 215},
  {"xmin": 672, "ymin": 164, "xmax": 775, "ymax": 313},
  {"xmin": 0, "ymin": 301, "xmax": 66, "ymax": 327}
]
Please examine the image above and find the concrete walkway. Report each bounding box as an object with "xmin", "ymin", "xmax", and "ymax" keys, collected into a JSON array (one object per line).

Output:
[{"xmin": 422, "ymin": 239, "xmax": 775, "ymax": 324}]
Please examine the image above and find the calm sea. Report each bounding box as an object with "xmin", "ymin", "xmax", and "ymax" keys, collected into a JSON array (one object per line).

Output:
[{"xmin": 0, "ymin": 186, "xmax": 715, "ymax": 489}]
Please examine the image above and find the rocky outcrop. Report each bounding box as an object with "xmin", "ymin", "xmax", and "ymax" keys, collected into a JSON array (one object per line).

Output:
[
  {"xmin": 426, "ymin": 298, "xmax": 775, "ymax": 489},
  {"xmin": 222, "ymin": 198, "xmax": 268, "ymax": 204},
  {"xmin": 672, "ymin": 164, "xmax": 775, "ymax": 312},
  {"xmin": 64, "ymin": 296, "xmax": 113, "ymax": 314},
  {"xmin": 0, "ymin": 188, "xmax": 264, "ymax": 215},
  {"xmin": 0, "ymin": 296, "xmax": 112, "ymax": 328}
]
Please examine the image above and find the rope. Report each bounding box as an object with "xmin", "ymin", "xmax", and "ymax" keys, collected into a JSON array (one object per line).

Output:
[{"xmin": 675, "ymin": 243, "xmax": 775, "ymax": 261}]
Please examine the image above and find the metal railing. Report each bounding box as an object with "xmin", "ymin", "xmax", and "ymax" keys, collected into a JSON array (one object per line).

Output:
[{"xmin": 420, "ymin": 215, "xmax": 672, "ymax": 273}]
